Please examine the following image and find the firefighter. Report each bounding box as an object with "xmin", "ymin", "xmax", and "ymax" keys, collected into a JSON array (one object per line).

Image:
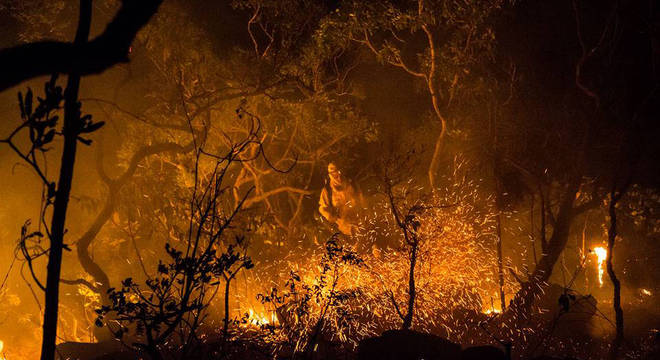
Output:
[{"xmin": 318, "ymin": 162, "xmax": 363, "ymax": 236}]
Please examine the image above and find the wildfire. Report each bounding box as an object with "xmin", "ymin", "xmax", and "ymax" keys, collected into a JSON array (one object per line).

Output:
[
  {"xmin": 483, "ymin": 308, "xmax": 501, "ymax": 315},
  {"xmin": 640, "ymin": 288, "xmax": 652, "ymax": 296},
  {"xmin": 593, "ymin": 246, "xmax": 607, "ymax": 286},
  {"xmin": 246, "ymin": 308, "xmax": 278, "ymax": 326},
  {"xmin": 0, "ymin": 339, "xmax": 6, "ymax": 360}
]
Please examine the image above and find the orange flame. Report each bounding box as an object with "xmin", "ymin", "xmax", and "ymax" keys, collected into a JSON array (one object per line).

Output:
[
  {"xmin": 245, "ymin": 308, "xmax": 278, "ymax": 327},
  {"xmin": 0, "ymin": 339, "xmax": 6, "ymax": 360},
  {"xmin": 593, "ymin": 247, "xmax": 607, "ymax": 286}
]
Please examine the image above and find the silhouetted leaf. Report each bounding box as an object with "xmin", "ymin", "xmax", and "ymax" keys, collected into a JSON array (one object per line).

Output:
[
  {"xmin": 78, "ymin": 136, "xmax": 92, "ymax": 145},
  {"xmin": 42, "ymin": 129, "xmax": 56, "ymax": 145}
]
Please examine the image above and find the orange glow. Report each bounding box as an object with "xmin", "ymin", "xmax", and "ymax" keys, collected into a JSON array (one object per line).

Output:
[
  {"xmin": 483, "ymin": 308, "xmax": 501, "ymax": 315},
  {"xmin": 245, "ymin": 308, "xmax": 278, "ymax": 327},
  {"xmin": 593, "ymin": 246, "xmax": 607, "ymax": 286}
]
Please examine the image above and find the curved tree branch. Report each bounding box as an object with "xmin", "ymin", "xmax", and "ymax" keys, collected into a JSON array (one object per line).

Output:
[
  {"xmin": 0, "ymin": 0, "xmax": 163, "ymax": 92},
  {"xmin": 77, "ymin": 140, "xmax": 191, "ymax": 304}
]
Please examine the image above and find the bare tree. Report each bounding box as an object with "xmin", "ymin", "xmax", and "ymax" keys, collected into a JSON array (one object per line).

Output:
[
  {"xmin": 96, "ymin": 121, "xmax": 263, "ymax": 360},
  {"xmin": 333, "ymin": 0, "xmax": 502, "ymax": 189},
  {"xmin": 605, "ymin": 176, "xmax": 629, "ymax": 360}
]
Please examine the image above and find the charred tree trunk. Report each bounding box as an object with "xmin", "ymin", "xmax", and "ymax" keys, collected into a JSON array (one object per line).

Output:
[
  {"xmin": 223, "ymin": 278, "xmax": 231, "ymax": 337},
  {"xmin": 76, "ymin": 196, "xmax": 114, "ymax": 340},
  {"xmin": 607, "ymin": 184, "xmax": 627, "ymax": 359},
  {"xmin": 494, "ymin": 161, "xmax": 506, "ymax": 312},
  {"xmin": 76, "ymin": 141, "xmax": 190, "ymax": 341},
  {"xmin": 0, "ymin": 0, "xmax": 163, "ymax": 91},
  {"xmin": 539, "ymin": 186, "xmax": 548, "ymax": 255},
  {"xmin": 402, "ymin": 240, "xmax": 418, "ymax": 330},
  {"xmin": 496, "ymin": 212, "xmax": 506, "ymax": 312},
  {"xmin": 506, "ymin": 175, "xmax": 581, "ymax": 317},
  {"xmin": 384, "ymin": 178, "xmax": 419, "ymax": 330},
  {"xmin": 40, "ymin": 2, "xmax": 91, "ymax": 359},
  {"xmin": 530, "ymin": 195, "xmax": 538, "ymax": 267}
]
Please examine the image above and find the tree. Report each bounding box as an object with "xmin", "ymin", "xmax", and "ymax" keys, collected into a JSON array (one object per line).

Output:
[
  {"xmin": 381, "ymin": 156, "xmax": 424, "ymax": 330},
  {"xmin": 605, "ymin": 174, "xmax": 630, "ymax": 359},
  {"xmin": 0, "ymin": 1, "xmax": 162, "ymax": 358},
  {"xmin": 369, "ymin": 149, "xmax": 495, "ymax": 334},
  {"xmin": 319, "ymin": 0, "xmax": 502, "ymax": 189},
  {"xmin": 486, "ymin": 5, "xmax": 658, "ymax": 354},
  {"xmin": 258, "ymin": 235, "xmax": 363, "ymax": 357},
  {"xmin": 96, "ymin": 123, "xmax": 260, "ymax": 360},
  {"xmin": 0, "ymin": 0, "xmax": 163, "ymax": 92}
]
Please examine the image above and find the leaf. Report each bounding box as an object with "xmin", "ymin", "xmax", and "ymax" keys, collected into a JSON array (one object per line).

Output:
[
  {"xmin": 77, "ymin": 136, "xmax": 93, "ymax": 145},
  {"xmin": 42, "ymin": 129, "xmax": 56, "ymax": 145},
  {"xmin": 158, "ymin": 263, "xmax": 168, "ymax": 274},
  {"xmin": 45, "ymin": 115, "xmax": 59, "ymax": 128},
  {"xmin": 81, "ymin": 120, "xmax": 105, "ymax": 134}
]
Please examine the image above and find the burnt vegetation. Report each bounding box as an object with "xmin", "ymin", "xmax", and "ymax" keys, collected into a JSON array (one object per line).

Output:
[{"xmin": 0, "ymin": 1, "xmax": 658, "ymax": 360}]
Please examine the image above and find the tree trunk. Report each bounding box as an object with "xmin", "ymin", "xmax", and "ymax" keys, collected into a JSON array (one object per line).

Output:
[
  {"xmin": 496, "ymin": 212, "xmax": 506, "ymax": 311},
  {"xmin": 77, "ymin": 198, "xmax": 114, "ymax": 341},
  {"xmin": 40, "ymin": 2, "xmax": 91, "ymax": 359},
  {"xmin": 428, "ymin": 131, "xmax": 444, "ymax": 190},
  {"xmin": 491, "ymin": 100, "xmax": 506, "ymax": 311},
  {"xmin": 423, "ymin": 24, "xmax": 446, "ymax": 191},
  {"xmin": 402, "ymin": 241, "xmax": 418, "ymax": 330},
  {"xmin": 530, "ymin": 195, "xmax": 538, "ymax": 267},
  {"xmin": 223, "ymin": 279, "xmax": 231, "ymax": 337},
  {"xmin": 607, "ymin": 189, "xmax": 625, "ymax": 360},
  {"xmin": 0, "ymin": 0, "xmax": 163, "ymax": 91},
  {"xmin": 506, "ymin": 175, "xmax": 581, "ymax": 317}
]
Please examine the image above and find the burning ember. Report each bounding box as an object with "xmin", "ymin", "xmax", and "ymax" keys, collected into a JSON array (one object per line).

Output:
[
  {"xmin": 0, "ymin": 1, "xmax": 656, "ymax": 359},
  {"xmin": 483, "ymin": 308, "xmax": 501, "ymax": 315},
  {"xmin": 245, "ymin": 308, "xmax": 278, "ymax": 327},
  {"xmin": 593, "ymin": 246, "xmax": 607, "ymax": 287}
]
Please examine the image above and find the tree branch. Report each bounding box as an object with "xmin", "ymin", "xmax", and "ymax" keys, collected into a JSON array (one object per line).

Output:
[
  {"xmin": 0, "ymin": 0, "xmax": 163, "ymax": 92},
  {"xmin": 60, "ymin": 278, "xmax": 98, "ymax": 292},
  {"xmin": 243, "ymin": 186, "xmax": 312, "ymax": 208}
]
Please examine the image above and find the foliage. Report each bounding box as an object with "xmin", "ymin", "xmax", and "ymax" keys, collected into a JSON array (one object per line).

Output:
[
  {"xmin": 258, "ymin": 235, "xmax": 364, "ymax": 354},
  {"xmin": 95, "ymin": 134, "xmax": 257, "ymax": 359},
  {"xmin": 96, "ymin": 237, "xmax": 252, "ymax": 357},
  {"xmin": 2, "ymin": 74, "xmax": 104, "ymax": 290}
]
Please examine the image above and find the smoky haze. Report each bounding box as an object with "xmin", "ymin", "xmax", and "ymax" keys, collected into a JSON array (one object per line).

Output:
[{"xmin": 0, "ymin": 1, "xmax": 657, "ymax": 359}]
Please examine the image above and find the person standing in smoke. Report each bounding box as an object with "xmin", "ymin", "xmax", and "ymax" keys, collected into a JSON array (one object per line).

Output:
[{"xmin": 318, "ymin": 162, "xmax": 364, "ymax": 236}]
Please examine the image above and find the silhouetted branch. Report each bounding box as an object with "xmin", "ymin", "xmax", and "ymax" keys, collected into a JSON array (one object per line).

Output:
[
  {"xmin": 0, "ymin": 0, "xmax": 163, "ymax": 91},
  {"xmin": 60, "ymin": 277, "xmax": 97, "ymax": 292}
]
